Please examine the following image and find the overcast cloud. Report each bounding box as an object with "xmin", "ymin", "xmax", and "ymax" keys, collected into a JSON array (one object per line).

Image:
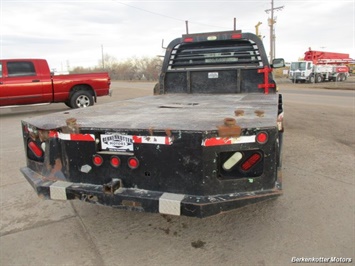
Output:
[{"xmin": 1, "ymin": 0, "xmax": 354, "ymax": 71}]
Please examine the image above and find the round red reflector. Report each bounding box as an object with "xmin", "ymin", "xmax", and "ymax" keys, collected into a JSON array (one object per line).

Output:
[
  {"xmin": 128, "ymin": 157, "xmax": 139, "ymax": 169},
  {"xmin": 256, "ymin": 132, "xmax": 268, "ymax": 144},
  {"xmin": 93, "ymin": 155, "xmax": 103, "ymax": 166},
  {"xmin": 110, "ymin": 156, "xmax": 121, "ymax": 168}
]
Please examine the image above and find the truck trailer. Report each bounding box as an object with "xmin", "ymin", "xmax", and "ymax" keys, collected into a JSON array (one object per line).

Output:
[{"xmin": 20, "ymin": 30, "xmax": 285, "ymax": 218}]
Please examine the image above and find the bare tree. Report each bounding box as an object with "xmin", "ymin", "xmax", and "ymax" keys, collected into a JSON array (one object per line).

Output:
[{"xmin": 71, "ymin": 54, "xmax": 162, "ymax": 81}]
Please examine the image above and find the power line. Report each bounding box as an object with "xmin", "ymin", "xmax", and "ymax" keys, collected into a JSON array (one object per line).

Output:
[
  {"xmin": 115, "ymin": 1, "xmax": 185, "ymax": 22},
  {"xmin": 113, "ymin": 1, "xmax": 229, "ymax": 30}
]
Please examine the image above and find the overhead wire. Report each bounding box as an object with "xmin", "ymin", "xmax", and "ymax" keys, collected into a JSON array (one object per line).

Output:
[{"xmin": 113, "ymin": 1, "xmax": 230, "ymax": 30}]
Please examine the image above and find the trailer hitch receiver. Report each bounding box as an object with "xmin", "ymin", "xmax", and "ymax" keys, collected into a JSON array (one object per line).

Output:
[{"xmin": 103, "ymin": 179, "xmax": 122, "ymax": 194}]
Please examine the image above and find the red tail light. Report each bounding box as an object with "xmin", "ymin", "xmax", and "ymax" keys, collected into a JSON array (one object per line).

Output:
[
  {"xmin": 256, "ymin": 132, "xmax": 268, "ymax": 144},
  {"xmin": 128, "ymin": 157, "xmax": 139, "ymax": 169},
  {"xmin": 183, "ymin": 37, "xmax": 194, "ymax": 43},
  {"xmin": 241, "ymin": 153, "xmax": 261, "ymax": 171},
  {"xmin": 93, "ymin": 154, "xmax": 103, "ymax": 166},
  {"xmin": 28, "ymin": 141, "xmax": 43, "ymax": 158},
  {"xmin": 110, "ymin": 156, "xmax": 121, "ymax": 168},
  {"xmin": 231, "ymin": 33, "xmax": 242, "ymax": 39}
]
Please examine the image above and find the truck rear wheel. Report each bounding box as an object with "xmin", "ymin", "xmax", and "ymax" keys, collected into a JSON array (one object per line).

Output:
[
  {"xmin": 70, "ymin": 90, "xmax": 94, "ymax": 108},
  {"xmin": 315, "ymin": 74, "xmax": 323, "ymax": 83}
]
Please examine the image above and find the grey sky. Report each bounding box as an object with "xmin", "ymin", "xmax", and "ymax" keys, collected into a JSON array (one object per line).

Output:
[{"xmin": 1, "ymin": 0, "xmax": 354, "ymax": 71}]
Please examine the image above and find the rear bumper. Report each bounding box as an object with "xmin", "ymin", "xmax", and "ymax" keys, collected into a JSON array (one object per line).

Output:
[{"xmin": 21, "ymin": 166, "xmax": 282, "ymax": 218}]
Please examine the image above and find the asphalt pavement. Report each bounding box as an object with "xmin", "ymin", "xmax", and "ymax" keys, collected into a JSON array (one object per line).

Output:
[{"xmin": 0, "ymin": 81, "xmax": 354, "ymax": 266}]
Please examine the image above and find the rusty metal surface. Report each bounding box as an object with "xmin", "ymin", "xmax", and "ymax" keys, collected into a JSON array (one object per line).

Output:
[{"xmin": 22, "ymin": 94, "xmax": 279, "ymax": 131}]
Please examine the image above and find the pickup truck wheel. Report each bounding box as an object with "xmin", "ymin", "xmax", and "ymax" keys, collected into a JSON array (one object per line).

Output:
[{"xmin": 70, "ymin": 90, "xmax": 94, "ymax": 108}]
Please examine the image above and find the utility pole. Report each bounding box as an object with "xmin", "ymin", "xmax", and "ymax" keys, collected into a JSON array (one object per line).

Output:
[
  {"xmin": 265, "ymin": 0, "xmax": 284, "ymax": 60},
  {"xmin": 101, "ymin": 44, "xmax": 105, "ymax": 69}
]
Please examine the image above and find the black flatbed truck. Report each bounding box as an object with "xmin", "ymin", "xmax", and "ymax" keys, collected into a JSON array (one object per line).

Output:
[{"xmin": 20, "ymin": 30, "xmax": 285, "ymax": 218}]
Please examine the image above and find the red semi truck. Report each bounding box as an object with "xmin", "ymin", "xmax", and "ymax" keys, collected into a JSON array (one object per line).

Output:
[
  {"xmin": 289, "ymin": 49, "xmax": 352, "ymax": 83},
  {"xmin": 0, "ymin": 59, "xmax": 111, "ymax": 108}
]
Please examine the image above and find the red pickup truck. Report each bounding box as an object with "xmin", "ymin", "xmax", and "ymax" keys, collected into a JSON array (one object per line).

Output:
[{"xmin": 0, "ymin": 59, "xmax": 111, "ymax": 108}]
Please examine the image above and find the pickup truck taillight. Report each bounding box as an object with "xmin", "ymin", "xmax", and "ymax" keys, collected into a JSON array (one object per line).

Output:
[
  {"xmin": 110, "ymin": 156, "xmax": 121, "ymax": 168},
  {"xmin": 93, "ymin": 154, "xmax": 104, "ymax": 166},
  {"xmin": 27, "ymin": 139, "xmax": 45, "ymax": 162},
  {"xmin": 241, "ymin": 153, "xmax": 262, "ymax": 171},
  {"xmin": 28, "ymin": 141, "xmax": 43, "ymax": 158},
  {"xmin": 128, "ymin": 157, "xmax": 139, "ymax": 169},
  {"xmin": 24, "ymin": 125, "xmax": 48, "ymax": 162},
  {"xmin": 218, "ymin": 150, "xmax": 264, "ymax": 179},
  {"xmin": 92, "ymin": 154, "xmax": 139, "ymax": 170},
  {"xmin": 256, "ymin": 131, "xmax": 268, "ymax": 144}
]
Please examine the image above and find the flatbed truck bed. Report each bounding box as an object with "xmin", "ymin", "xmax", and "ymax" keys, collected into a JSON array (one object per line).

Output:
[
  {"xmin": 25, "ymin": 94, "xmax": 279, "ymax": 131},
  {"xmin": 20, "ymin": 30, "xmax": 285, "ymax": 218}
]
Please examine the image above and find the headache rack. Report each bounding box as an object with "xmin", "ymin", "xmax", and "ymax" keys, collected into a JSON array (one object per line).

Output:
[
  {"xmin": 169, "ymin": 40, "xmax": 263, "ymax": 70},
  {"xmin": 158, "ymin": 31, "xmax": 274, "ymax": 95}
]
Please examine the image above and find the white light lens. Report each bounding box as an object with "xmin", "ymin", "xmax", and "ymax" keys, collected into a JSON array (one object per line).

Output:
[
  {"xmin": 207, "ymin": 36, "xmax": 217, "ymax": 41},
  {"xmin": 223, "ymin": 152, "xmax": 243, "ymax": 170}
]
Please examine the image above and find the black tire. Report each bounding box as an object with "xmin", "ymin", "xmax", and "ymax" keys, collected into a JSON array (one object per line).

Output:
[
  {"xmin": 309, "ymin": 75, "xmax": 315, "ymax": 83},
  {"xmin": 64, "ymin": 101, "xmax": 71, "ymax": 108},
  {"xmin": 315, "ymin": 74, "xmax": 322, "ymax": 83},
  {"xmin": 153, "ymin": 83, "xmax": 160, "ymax": 95},
  {"xmin": 70, "ymin": 90, "xmax": 94, "ymax": 108}
]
